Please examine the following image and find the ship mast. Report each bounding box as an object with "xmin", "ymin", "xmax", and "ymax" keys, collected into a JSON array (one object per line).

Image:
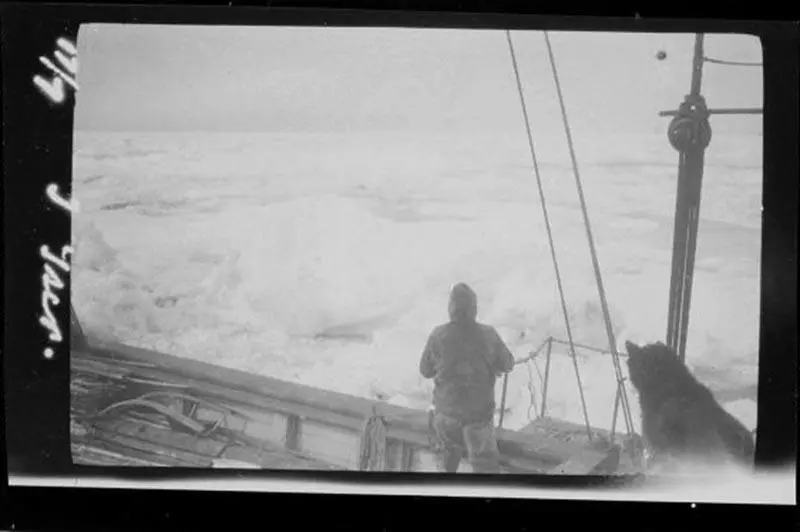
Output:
[{"xmin": 660, "ymin": 33, "xmax": 762, "ymax": 364}]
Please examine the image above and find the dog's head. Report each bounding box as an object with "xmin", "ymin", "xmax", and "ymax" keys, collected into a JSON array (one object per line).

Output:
[{"xmin": 625, "ymin": 340, "xmax": 683, "ymax": 395}]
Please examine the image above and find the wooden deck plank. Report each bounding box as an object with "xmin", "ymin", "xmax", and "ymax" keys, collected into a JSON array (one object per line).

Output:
[
  {"xmin": 73, "ymin": 432, "xmax": 207, "ymax": 467},
  {"xmin": 71, "ymin": 443, "xmax": 167, "ymax": 467}
]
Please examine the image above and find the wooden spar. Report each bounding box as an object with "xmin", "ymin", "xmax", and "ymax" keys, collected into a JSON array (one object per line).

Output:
[
  {"xmin": 662, "ymin": 34, "xmax": 764, "ymax": 364},
  {"xmin": 665, "ymin": 33, "xmax": 708, "ymax": 365}
]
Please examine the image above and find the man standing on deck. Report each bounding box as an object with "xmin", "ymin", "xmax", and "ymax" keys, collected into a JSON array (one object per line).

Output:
[{"xmin": 420, "ymin": 282, "xmax": 515, "ymax": 473}]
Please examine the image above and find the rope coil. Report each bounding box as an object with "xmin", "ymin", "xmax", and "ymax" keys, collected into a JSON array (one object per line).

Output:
[{"xmin": 359, "ymin": 406, "xmax": 388, "ymax": 471}]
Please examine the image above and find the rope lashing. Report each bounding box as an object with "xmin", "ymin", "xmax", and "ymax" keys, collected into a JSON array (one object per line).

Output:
[
  {"xmin": 550, "ymin": 337, "xmax": 630, "ymax": 357},
  {"xmin": 427, "ymin": 407, "xmax": 442, "ymax": 453},
  {"xmin": 525, "ymin": 360, "xmax": 535, "ymax": 420},
  {"xmin": 531, "ymin": 356, "xmax": 546, "ymax": 392},
  {"xmin": 541, "ymin": 31, "xmax": 637, "ymax": 444},
  {"xmin": 359, "ymin": 406, "xmax": 388, "ymax": 471},
  {"xmin": 524, "ymin": 343, "xmax": 547, "ymax": 419},
  {"xmin": 703, "ymin": 56, "xmax": 762, "ymax": 67},
  {"xmin": 499, "ymin": 338, "xmax": 548, "ymax": 429},
  {"xmin": 513, "ymin": 337, "xmax": 551, "ymax": 366},
  {"xmin": 505, "ymin": 30, "xmax": 593, "ymax": 441}
]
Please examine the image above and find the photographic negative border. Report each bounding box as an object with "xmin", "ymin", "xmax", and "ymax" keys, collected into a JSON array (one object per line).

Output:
[{"xmin": 2, "ymin": 2, "xmax": 797, "ymax": 525}]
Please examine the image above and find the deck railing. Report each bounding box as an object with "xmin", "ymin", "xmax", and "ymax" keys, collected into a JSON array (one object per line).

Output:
[{"xmin": 498, "ymin": 336, "xmax": 629, "ymax": 441}]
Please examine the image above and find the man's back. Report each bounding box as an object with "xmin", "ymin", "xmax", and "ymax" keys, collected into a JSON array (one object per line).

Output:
[
  {"xmin": 420, "ymin": 283, "xmax": 515, "ymax": 473},
  {"xmin": 421, "ymin": 320, "xmax": 514, "ymax": 424}
]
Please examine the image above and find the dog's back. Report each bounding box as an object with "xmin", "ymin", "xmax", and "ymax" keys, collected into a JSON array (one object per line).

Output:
[{"xmin": 625, "ymin": 341, "xmax": 755, "ymax": 467}]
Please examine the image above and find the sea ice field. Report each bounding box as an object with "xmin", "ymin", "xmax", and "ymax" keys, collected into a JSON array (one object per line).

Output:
[{"xmin": 70, "ymin": 128, "xmax": 762, "ymax": 435}]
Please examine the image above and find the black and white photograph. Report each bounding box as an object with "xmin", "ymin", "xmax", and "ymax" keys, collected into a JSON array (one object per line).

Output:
[{"xmin": 64, "ymin": 23, "xmax": 769, "ymax": 480}]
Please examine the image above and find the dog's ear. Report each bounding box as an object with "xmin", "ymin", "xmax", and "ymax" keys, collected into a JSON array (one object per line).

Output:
[{"xmin": 625, "ymin": 341, "xmax": 640, "ymax": 356}]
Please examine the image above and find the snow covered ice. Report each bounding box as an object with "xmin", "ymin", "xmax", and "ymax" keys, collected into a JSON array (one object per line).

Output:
[{"xmin": 71, "ymin": 128, "xmax": 762, "ymax": 435}]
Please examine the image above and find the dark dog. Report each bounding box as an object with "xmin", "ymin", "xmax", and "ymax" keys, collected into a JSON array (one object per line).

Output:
[{"xmin": 625, "ymin": 341, "xmax": 755, "ymax": 468}]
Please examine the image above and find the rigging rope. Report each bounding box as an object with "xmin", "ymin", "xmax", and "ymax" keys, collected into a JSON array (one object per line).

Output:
[
  {"xmin": 504, "ymin": 30, "xmax": 593, "ymax": 441},
  {"xmin": 541, "ymin": 31, "xmax": 637, "ymax": 443}
]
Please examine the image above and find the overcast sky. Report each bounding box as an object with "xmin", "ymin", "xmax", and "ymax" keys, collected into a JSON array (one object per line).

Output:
[{"xmin": 74, "ymin": 24, "xmax": 763, "ymax": 135}]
